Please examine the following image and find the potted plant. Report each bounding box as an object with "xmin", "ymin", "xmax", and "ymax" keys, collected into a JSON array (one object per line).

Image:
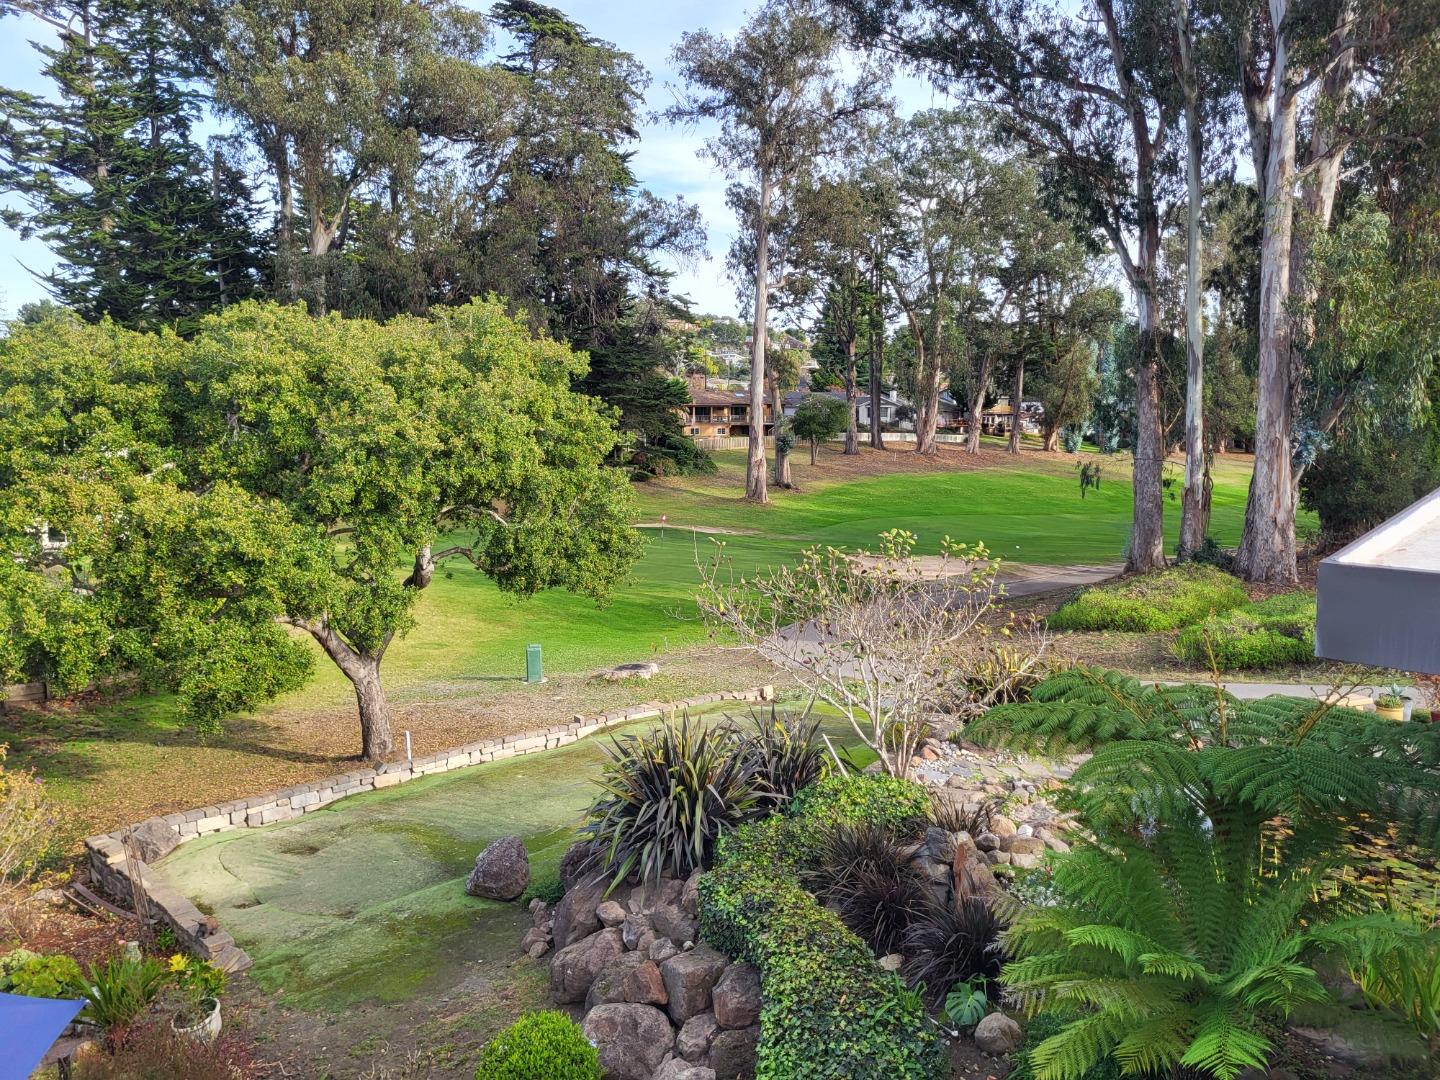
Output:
[
  {"xmin": 166, "ymin": 953, "xmax": 225, "ymax": 1042},
  {"xmin": 1374, "ymin": 684, "xmax": 1408, "ymax": 722}
]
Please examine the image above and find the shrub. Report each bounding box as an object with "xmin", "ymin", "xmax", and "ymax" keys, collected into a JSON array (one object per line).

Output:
[
  {"xmin": 1172, "ymin": 591, "xmax": 1316, "ymax": 669},
  {"xmin": 74, "ymin": 953, "xmax": 170, "ymax": 1037},
  {"xmin": 902, "ymin": 897, "xmax": 1004, "ymax": 1006},
  {"xmin": 0, "ymin": 744, "xmax": 60, "ymax": 895},
  {"xmin": 474, "ymin": 1011, "xmax": 602, "ymax": 1080},
  {"xmin": 928, "ymin": 790, "xmax": 995, "ymax": 837},
  {"xmin": 1046, "ymin": 565, "xmax": 1248, "ymax": 632},
  {"xmin": 577, "ymin": 715, "xmax": 760, "ymax": 889},
  {"xmin": 736, "ymin": 707, "xmax": 831, "ymax": 810},
  {"xmin": 0, "ymin": 949, "xmax": 82, "ymax": 997},
  {"xmin": 801, "ymin": 823, "xmax": 926, "ymax": 955},
  {"xmin": 519, "ymin": 865, "xmax": 565, "ymax": 906},
  {"xmin": 700, "ymin": 792, "xmax": 941, "ymax": 1078},
  {"xmin": 786, "ymin": 772, "xmax": 930, "ymax": 834}
]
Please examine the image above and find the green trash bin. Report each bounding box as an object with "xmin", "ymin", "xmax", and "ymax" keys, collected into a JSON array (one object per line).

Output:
[{"xmin": 525, "ymin": 643, "xmax": 543, "ymax": 684}]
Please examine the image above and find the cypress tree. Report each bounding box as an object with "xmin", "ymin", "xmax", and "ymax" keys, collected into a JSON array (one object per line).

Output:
[{"xmin": 0, "ymin": 0, "xmax": 266, "ymax": 332}]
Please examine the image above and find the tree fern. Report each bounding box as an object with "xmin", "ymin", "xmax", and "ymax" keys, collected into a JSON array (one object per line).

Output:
[{"xmin": 991, "ymin": 667, "xmax": 1437, "ymax": 1078}]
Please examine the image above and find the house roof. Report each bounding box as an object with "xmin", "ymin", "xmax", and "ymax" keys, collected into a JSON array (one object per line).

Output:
[
  {"xmin": 986, "ymin": 402, "xmax": 1014, "ymax": 415},
  {"xmin": 688, "ymin": 388, "xmax": 753, "ymax": 407}
]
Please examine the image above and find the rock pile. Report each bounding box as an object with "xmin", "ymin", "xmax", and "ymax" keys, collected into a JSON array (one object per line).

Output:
[{"xmin": 528, "ymin": 859, "xmax": 761, "ymax": 1080}]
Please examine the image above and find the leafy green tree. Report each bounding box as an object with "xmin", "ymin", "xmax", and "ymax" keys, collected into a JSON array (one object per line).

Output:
[
  {"xmin": 178, "ymin": 0, "xmax": 495, "ymax": 313},
  {"xmin": 0, "ymin": 301, "xmax": 639, "ymax": 760},
  {"xmin": 790, "ymin": 393, "xmax": 850, "ymax": 464},
  {"xmin": 0, "ymin": 0, "xmax": 267, "ymax": 332}
]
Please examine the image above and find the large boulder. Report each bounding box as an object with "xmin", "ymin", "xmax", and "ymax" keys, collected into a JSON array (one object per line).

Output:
[
  {"xmin": 464, "ymin": 835, "xmax": 530, "ymax": 901},
  {"xmin": 974, "ymin": 1012, "xmax": 1023, "ymax": 1055},
  {"xmin": 585, "ymin": 951, "xmax": 647, "ymax": 1011},
  {"xmin": 582, "ymin": 1002, "xmax": 675, "ymax": 1080},
  {"xmin": 677, "ymin": 1012, "xmax": 720, "ymax": 1063},
  {"xmin": 1001, "ymin": 835, "xmax": 1046, "ymax": 857},
  {"xmin": 549, "ymin": 927, "xmax": 625, "ymax": 1004},
  {"xmin": 552, "ymin": 874, "xmax": 609, "ymax": 949},
  {"xmin": 707, "ymin": 1023, "xmax": 759, "ymax": 1079},
  {"xmin": 597, "ymin": 900, "xmax": 628, "ymax": 928},
  {"xmin": 651, "ymin": 902, "xmax": 699, "ymax": 946},
  {"xmin": 126, "ymin": 820, "xmax": 180, "ymax": 864},
  {"xmin": 661, "ymin": 945, "xmax": 730, "ymax": 1025},
  {"xmin": 711, "ymin": 963, "xmax": 760, "ymax": 1030}
]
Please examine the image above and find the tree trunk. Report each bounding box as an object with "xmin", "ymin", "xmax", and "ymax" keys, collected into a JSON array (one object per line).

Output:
[
  {"xmin": 1007, "ymin": 359, "xmax": 1024, "ymax": 455},
  {"xmin": 868, "ymin": 258, "xmax": 886, "ymax": 450},
  {"xmin": 353, "ymin": 661, "xmax": 395, "ymax": 763},
  {"xmin": 746, "ymin": 173, "xmax": 773, "ymax": 503},
  {"xmin": 774, "ymin": 444, "xmax": 793, "ymax": 488},
  {"xmin": 1235, "ymin": 12, "xmax": 1299, "ymax": 584},
  {"xmin": 1129, "ymin": 288, "xmax": 1167, "ymax": 573},
  {"xmin": 843, "ymin": 336, "xmax": 859, "ymax": 455},
  {"xmin": 1043, "ymin": 425, "xmax": 1060, "ymax": 453},
  {"xmin": 809, "ymin": 437, "xmax": 818, "ymax": 465},
  {"xmin": 965, "ymin": 354, "xmax": 991, "ymax": 454},
  {"xmin": 1176, "ymin": 0, "xmax": 1207, "ymax": 561}
]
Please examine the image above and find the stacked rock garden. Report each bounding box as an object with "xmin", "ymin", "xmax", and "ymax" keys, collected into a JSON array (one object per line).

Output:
[{"xmin": 527, "ymin": 862, "xmax": 758, "ymax": 1080}]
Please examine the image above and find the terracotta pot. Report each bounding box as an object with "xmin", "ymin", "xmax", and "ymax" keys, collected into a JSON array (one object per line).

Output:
[{"xmin": 172, "ymin": 998, "xmax": 221, "ymax": 1042}]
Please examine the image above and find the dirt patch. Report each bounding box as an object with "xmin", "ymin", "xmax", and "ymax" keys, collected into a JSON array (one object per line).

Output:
[{"xmin": 3, "ymin": 646, "xmax": 777, "ymax": 855}]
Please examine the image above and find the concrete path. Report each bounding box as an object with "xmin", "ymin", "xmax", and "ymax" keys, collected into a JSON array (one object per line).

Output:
[
  {"xmin": 1161, "ymin": 679, "xmax": 1427, "ymax": 708},
  {"xmin": 998, "ymin": 562, "xmax": 1122, "ymax": 598}
]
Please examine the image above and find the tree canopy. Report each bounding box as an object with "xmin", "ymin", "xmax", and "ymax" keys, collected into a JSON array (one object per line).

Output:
[{"xmin": 0, "ymin": 300, "xmax": 639, "ymax": 760}]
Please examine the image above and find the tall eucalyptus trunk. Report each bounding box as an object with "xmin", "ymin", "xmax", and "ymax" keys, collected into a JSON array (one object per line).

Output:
[
  {"xmin": 747, "ymin": 172, "xmax": 773, "ymax": 502},
  {"xmin": 1175, "ymin": 0, "xmax": 1207, "ymax": 560}
]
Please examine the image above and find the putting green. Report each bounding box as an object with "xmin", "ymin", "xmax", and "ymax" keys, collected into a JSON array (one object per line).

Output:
[{"xmin": 160, "ymin": 708, "xmax": 870, "ymax": 1012}]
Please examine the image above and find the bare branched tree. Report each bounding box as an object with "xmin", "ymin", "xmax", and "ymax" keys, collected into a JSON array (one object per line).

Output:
[{"xmin": 696, "ymin": 529, "xmax": 1046, "ymax": 779}]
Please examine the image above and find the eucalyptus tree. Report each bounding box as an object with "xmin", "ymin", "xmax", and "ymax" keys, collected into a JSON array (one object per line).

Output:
[
  {"xmin": 783, "ymin": 173, "xmax": 889, "ymax": 455},
  {"xmin": 833, "ymin": 0, "xmax": 1183, "ymax": 572},
  {"xmin": 667, "ymin": 0, "xmax": 882, "ymax": 502},
  {"xmin": 1221, "ymin": 0, "xmax": 1440, "ymax": 582},
  {"xmin": 878, "ymin": 108, "xmax": 1015, "ymax": 456}
]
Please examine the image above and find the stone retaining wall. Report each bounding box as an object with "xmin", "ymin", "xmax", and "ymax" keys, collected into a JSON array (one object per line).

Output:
[{"xmin": 83, "ymin": 685, "xmax": 774, "ymax": 975}]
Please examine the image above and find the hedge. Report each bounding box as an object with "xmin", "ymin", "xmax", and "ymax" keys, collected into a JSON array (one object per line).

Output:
[
  {"xmin": 1172, "ymin": 591, "xmax": 1316, "ymax": 670},
  {"xmin": 698, "ymin": 774, "xmax": 942, "ymax": 1080},
  {"xmin": 1047, "ymin": 565, "xmax": 1248, "ymax": 633}
]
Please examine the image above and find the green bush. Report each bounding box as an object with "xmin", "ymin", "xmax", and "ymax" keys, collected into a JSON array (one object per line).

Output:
[
  {"xmin": 1047, "ymin": 565, "xmax": 1248, "ymax": 632},
  {"xmin": 475, "ymin": 1011, "xmax": 602, "ymax": 1080},
  {"xmin": 0, "ymin": 949, "xmax": 82, "ymax": 997},
  {"xmin": 1172, "ymin": 591, "xmax": 1316, "ymax": 669},
  {"xmin": 786, "ymin": 772, "xmax": 931, "ymax": 833},
  {"xmin": 519, "ymin": 864, "xmax": 565, "ymax": 906},
  {"xmin": 700, "ymin": 780, "xmax": 942, "ymax": 1079}
]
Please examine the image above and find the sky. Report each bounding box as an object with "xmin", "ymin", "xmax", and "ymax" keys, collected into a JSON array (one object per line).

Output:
[{"xmin": 0, "ymin": 1, "xmax": 946, "ymax": 322}]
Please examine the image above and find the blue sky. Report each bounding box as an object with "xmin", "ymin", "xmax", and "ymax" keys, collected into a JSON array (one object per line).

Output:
[{"xmin": 0, "ymin": 2, "xmax": 943, "ymax": 320}]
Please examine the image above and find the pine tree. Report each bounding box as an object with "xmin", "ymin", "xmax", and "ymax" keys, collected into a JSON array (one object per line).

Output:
[{"xmin": 0, "ymin": 0, "xmax": 265, "ymax": 332}]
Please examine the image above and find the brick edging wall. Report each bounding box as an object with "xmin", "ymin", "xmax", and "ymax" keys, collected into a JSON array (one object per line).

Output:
[{"xmin": 83, "ymin": 685, "xmax": 774, "ymax": 974}]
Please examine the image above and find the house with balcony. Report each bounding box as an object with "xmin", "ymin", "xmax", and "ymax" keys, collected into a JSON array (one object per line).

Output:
[{"xmin": 680, "ymin": 376, "xmax": 775, "ymax": 438}]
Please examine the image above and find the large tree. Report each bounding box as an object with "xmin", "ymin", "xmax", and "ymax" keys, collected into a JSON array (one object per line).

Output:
[
  {"xmin": 1223, "ymin": 0, "xmax": 1440, "ymax": 581},
  {"xmin": 0, "ymin": 0, "xmax": 267, "ymax": 331},
  {"xmin": 667, "ymin": 0, "xmax": 879, "ymax": 502},
  {"xmin": 0, "ymin": 301, "xmax": 639, "ymax": 761},
  {"xmin": 878, "ymin": 109, "xmax": 1016, "ymax": 455},
  {"xmin": 836, "ymin": 0, "xmax": 1182, "ymax": 572},
  {"xmin": 177, "ymin": 0, "xmax": 496, "ymax": 313}
]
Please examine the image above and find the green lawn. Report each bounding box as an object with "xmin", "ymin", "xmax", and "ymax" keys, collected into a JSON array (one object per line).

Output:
[{"xmin": 269, "ymin": 447, "xmax": 1266, "ymax": 708}]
